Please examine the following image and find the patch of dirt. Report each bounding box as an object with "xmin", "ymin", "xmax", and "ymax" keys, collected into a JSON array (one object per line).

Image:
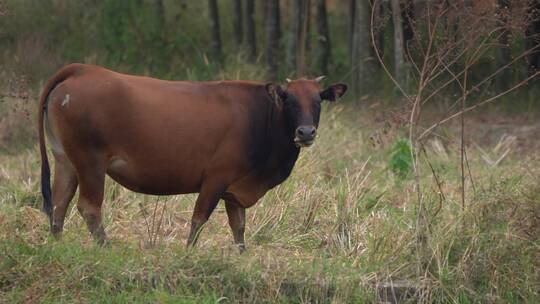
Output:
[
  {"xmin": 463, "ymin": 117, "xmax": 540, "ymax": 154},
  {"xmin": 366, "ymin": 102, "xmax": 540, "ymax": 156}
]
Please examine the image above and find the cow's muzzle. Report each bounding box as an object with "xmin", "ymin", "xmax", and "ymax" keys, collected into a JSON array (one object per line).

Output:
[{"xmin": 294, "ymin": 125, "xmax": 316, "ymax": 147}]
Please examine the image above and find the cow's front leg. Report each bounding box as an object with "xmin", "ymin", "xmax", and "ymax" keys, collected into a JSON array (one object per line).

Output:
[
  {"xmin": 225, "ymin": 200, "xmax": 246, "ymax": 253},
  {"xmin": 187, "ymin": 182, "xmax": 226, "ymax": 247}
]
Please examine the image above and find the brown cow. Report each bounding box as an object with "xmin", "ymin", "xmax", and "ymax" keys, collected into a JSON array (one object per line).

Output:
[{"xmin": 39, "ymin": 64, "xmax": 347, "ymax": 251}]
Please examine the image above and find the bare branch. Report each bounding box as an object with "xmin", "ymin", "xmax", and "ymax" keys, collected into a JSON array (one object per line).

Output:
[{"xmin": 419, "ymin": 70, "xmax": 540, "ymax": 140}]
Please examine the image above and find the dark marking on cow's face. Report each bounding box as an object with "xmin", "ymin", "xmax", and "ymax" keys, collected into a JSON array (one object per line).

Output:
[{"xmin": 266, "ymin": 79, "xmax": 348, "ymax": 148}]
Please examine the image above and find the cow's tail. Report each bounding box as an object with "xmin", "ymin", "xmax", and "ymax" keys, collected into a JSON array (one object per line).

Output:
[{"xmin": 38, "ymin": 64, "xmax": 80, "ymax": 225}]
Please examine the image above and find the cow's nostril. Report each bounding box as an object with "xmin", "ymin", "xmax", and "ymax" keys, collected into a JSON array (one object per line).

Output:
[{"xmin": 296, "ymin": 126, "xmax": 316, "ymax": 139}]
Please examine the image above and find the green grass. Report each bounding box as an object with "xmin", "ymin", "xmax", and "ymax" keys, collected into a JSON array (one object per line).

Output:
[{"xmin": 1, "ymin": 102, "xmax": 539, "ymax": 303}]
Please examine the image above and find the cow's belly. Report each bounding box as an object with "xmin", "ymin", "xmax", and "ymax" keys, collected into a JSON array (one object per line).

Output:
[{"xmin": 105, "ymin": 155, "xmax": 203, "ymax": 195}]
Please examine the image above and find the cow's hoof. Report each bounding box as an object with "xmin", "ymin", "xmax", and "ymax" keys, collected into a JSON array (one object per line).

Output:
[
  {"xmin": 51, "ymin": 224, "xmax": 63, "ymax": 239},
  {"xmin": 238, "ymin": 243, "xmax": 246, "ymax": 254}
]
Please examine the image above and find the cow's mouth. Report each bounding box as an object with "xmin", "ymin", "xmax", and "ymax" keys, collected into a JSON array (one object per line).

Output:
[{"xmin": 294, "ymin": 137, "xmax": 315, "ymax": 148}]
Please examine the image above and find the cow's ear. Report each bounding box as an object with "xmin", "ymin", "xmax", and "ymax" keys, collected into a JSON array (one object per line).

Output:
[
  {"xmin": 320, "ymin": 83, "xmax": 348, "ymax": 102},
  {"xmin": 265, "ymin": 83, "xmax": 287, "ymax": 106}
]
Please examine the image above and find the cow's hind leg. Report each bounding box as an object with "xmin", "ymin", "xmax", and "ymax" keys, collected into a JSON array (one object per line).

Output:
[
  {"xmin": 225, "ymin": 200, "xmax": 246, "ymax": 253},
  {"xmin": 187, "ymin": 181, "xmax": 226, "ymax": 247},
  {"xmin": 51, "ymin": 154, "xmax": 78, "ymax": 237},
  {"xmin": 76, "ymin": 165, "xmax": 107, "ymax": 245}
]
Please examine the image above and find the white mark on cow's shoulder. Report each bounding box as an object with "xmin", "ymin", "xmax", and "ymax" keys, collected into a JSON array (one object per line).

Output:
[{"xmin": 61, "ymin": 94, "xmax": 70, "ymax": 107}]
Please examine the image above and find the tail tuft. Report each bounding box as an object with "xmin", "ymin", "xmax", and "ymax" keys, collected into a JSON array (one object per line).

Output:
[{"xmin": 41, "ymin": 160, "xmax": 53, "ymax": 225}]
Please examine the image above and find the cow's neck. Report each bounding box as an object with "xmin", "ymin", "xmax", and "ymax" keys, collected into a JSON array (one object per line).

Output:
[{"xmin": 259, "ymin": 102, "xmax": 300, "ymax": 188}]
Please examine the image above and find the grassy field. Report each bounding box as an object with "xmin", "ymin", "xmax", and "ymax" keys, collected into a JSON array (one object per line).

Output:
[{"xmin": 0, "ymin": 97, "xmax": 539, "ymax": 303}]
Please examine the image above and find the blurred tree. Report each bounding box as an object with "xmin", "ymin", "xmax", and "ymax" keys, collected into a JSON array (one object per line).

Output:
[
  {"xmin": 233, "ymin": 0, "xmax": 243, "ymax": 45},
  {"xmin": 495, "ymin": 0, "xmax": 511, "ymax": 90},
  {"xmin": 402, "ymin": 1, "xmax": 414, "ymax": 42},
  {"xmin": 288, "ymin": 0, "xmax": 302, "ymax": 75},
  {"xmin": 156, "ymin": 0, "xmax": 165, "ymax": 27},
  {"xmin": 316, "ymin": 0, "xmax": 331, "ymax": 75},
  {"xmin": 245, "ymin": 0, "xmax": 257, "ymax": 62},
  {"xmin": 298, "ymin": 0, "xmax": 310, "ymax": 75},
  {"xmin": 288, "ymin": 0, "xmax": 309, "ymax": 76},
  {"xmin": 98, "ymin": 1, "xmax": 167, "ymax": 73},
  {"xmin": 208, "ymin": 0, "xmax": 222, "ymax": 62},
  {"xmin": 402, "ymin": 0, "xmax": 414, "ymax": 59},
  {"xmin": 390, "ymin": 0, "xmax": 406, "ymax": 87},
  {"xmin": 370, "ymin": 0, "xmax": 386, "ymax": 64},
  {"xmin": 266, "ymin": 0, "xmax": 280, "ymax": 80},
  {"xmin": 303, "ymin": 0, "xmax": 312, "ymax": 64},
  {"xmin": 349, "ymin": 0, "xmax": 356, "ymax": 60},
  {"xmin": 351, "ymin": 0, "xmax": 375, "ymax": 96},
  {"xmin": 526, "ymin": 0, "xmax": 540, "ymax": 76}
]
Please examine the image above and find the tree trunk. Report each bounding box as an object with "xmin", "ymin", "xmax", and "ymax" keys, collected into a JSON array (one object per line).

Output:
[
  {"xmin": 349, "ymin": 0, "xmax": 356, "ymax": 61},
  {"xmin": 154, "ymin": 0, "xmax": 166, "ymax": 44},
  {"xmin": 245, "ymin": 0, "xmax": 256, "ymax": 62},
  {"xmin": 266, "ymin": 0, "xmax": 280, "ymax": 80},
  {"xmin": 298, "ymin": 0, "xmax": 310, "ymax": 75},
  {"xmin": 303, "ymin": 0, "xmax": 312, "ymax": 59},
  {"xmin": 402, "ymin": 0, "xmax": 414, "ymax": 47},
  {"xmin": 526, "ymin": 0, "xmax": 540, "ymax": 76},
  {"xmin": 370, "ymin": 0, "xmax": 386, "ymax": 66},
  {"xmin": 233, "ymin": 0, "xmax": 243, "ymax": 45},
  {"xmin": 401, "ymin": 0, "xmax": 415, "ymax": 65},
  {"xmin": 287, "ymin": 0, "xmax": 303, "ymax": 74},
  {"xmin": 391, "ymin": 0, "xmax": 406, "ymax": 86},
  {"xmin": 351, "ymin": 0, "xmax": 375, "ymax": 96},
  {"xmin": 156, "ymin": 0, "xmax": 165, "ymax": 27},
  {"xmin": 277, "ymin": 0, "xmax": 281, "ymax": 45},
  {"xmin": 287, "ymin": 0, "xmax": 309, "ymax": 76},
  {"xmin": 495, "ymin": 0, "xmax": 511, "ymax": 90},
  {"xmin": 316, "ymin": 0, "xmax": 331, "ymax": 75},
  {"xmin": 208, "ymin": 0, "xmax": 222, "ymax": 62}
]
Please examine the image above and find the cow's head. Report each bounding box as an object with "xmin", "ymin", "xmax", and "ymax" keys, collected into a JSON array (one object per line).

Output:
[{"xmin": 266, "ymin": 77, "xmax": 347, "ymax": 147}]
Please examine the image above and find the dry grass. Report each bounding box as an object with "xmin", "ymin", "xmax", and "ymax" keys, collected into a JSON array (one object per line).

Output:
[{"xmin": 0, "ymin": 97, "xmax": 539, "ymax": 303}]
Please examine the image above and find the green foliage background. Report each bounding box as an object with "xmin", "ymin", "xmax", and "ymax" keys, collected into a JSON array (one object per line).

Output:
[{"xmin": 0, "ymin": 0, "xmax": 353, "ymax": 85}]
